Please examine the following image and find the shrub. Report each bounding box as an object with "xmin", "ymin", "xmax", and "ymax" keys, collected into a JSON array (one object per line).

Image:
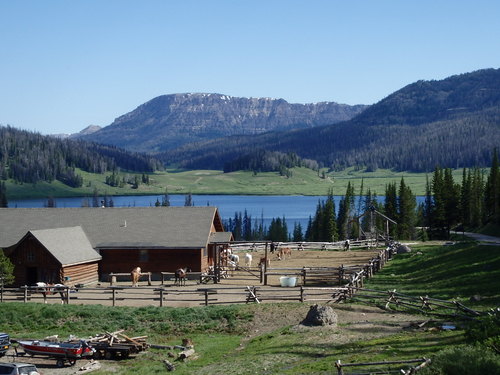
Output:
[{"xmin": 419, "ymin": 345, "xmax": 500, "ymax": 375}]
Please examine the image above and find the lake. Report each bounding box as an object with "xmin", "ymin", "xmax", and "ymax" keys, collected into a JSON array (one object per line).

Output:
[{"xmin": 8, "ymin": 194, "xmax": 424, "ymax": 233}]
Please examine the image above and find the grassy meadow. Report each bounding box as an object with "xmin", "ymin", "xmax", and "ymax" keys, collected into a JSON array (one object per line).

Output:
[
  {"xmin": 5, "ymin": 167, "xmax": 467, "ymax": 200},
  {"xmin": 2, "ymin": 242, "xmax": 498, "ymax": 374}
]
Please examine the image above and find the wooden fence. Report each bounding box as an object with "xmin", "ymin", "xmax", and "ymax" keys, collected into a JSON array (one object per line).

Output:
[
  {"xmin": 0, "ymin": 285, "xmax": 353, "ymax": 307},
  {"xmin": 334, "ymin": 358, "xmax": 431, "ymax": 375},
  {"xmin": 228, "ymin": 239, "xmax": 378, "ymax": 253},
  {"xmin": 349, "ymin": 288, "xmax": 483, "ymax": 318}
]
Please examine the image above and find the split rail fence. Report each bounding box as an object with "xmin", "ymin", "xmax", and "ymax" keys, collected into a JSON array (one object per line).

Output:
[{"xmin": 334, "ymin": 357, "xmax": 431, "ymax": 375}]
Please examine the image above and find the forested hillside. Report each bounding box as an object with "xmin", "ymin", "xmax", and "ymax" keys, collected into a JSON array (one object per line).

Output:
[
  {"xmin": 0, "ymin": 126, "xmax": 162, "ymax": 187},
  {"xmin": 161, "ymin": 69, "xmax": 500, "ymax": 172}
]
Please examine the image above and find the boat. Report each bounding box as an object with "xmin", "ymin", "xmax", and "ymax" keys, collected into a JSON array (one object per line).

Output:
[{"xmin": 17, "ymin": 339, "xmax": 94, "ymax": 367}]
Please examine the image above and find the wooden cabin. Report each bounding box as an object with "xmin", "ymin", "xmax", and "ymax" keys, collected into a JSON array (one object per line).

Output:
[
  {"xmin": 0, "ymin": 207, "xmax": 230, "ymax": 283},
  {"xmin": 6, "ymin": 226, "xmax": 101, "ymax": 287}
]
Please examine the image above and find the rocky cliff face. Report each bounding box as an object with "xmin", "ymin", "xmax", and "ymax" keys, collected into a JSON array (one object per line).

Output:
[{"xmin": 79, "ymin": 93, "xmax": 367, "ymax": 153}]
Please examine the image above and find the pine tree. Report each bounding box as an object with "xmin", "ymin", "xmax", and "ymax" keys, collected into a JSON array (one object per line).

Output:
[
  {"xmin": 443, "ymin": 168, "xmax": 460, "ymax": 236},
  {"xmin": 384, "ymin": 182, "xmax": 398, "ymax": 238},
  {"xmin": 460, "ymin": 168, "xmax": 472, "ymax": 229},
  {"xmin": 396, "ymin": 178, "xmax": 416, "ymax": 239},
  {"xmin": 431, "ymin": 167, "xmax": 447, "ymax": 238},
  {"xmin": 337, "ymin": 182, "xmax": 355, "ymax": 240},
  {"xmin": 184, "ymin": 193, "xmax": 193, "ymax": 206},
  {"xmin": 162, "ymin": 188, "xmax": 170, "ymax": 207},
  {"xmin": 293, "ymin": 222, "xmax": 303, "ymax": 241},
  {"xmin": 0, "ymin": 182, "xmax": 7, "ymax": 208},
  {"xmin": 323, "ymin": 188, "xmax": 337, "ymax": 241},
  {"xmin": 470, "ymin": 168, "xmax": 484, "ymax": 228},
  {"xmin": 485, "ymin": 149, "xmax": 500, "ymax": 224}
]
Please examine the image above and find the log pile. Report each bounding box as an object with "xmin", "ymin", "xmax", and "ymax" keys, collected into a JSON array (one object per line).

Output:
[{"xmin": 88, "ymin": 329, "xmax": 149, "ymax": 353}]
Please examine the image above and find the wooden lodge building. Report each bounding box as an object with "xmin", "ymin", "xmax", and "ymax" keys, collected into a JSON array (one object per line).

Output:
[{"xmin": 0, "ymin": 207, "xmax": 231, "ymax": 287}]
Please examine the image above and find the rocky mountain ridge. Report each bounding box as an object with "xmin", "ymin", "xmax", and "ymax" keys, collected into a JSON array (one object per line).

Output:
[{"xmin": 78, "ymin": 93, "xmax": 367, "ymax": 152}]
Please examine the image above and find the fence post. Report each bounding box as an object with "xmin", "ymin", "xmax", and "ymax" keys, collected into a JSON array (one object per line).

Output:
[
  {"xmin": 0, "ymin": 283, "xmax": 3, "ymax": 303},
  {"xmin": 302, "ymin": 267, "xmax": 306, "ymax": 286},
  {"xmin": 112, "ymin": 288, "xmax": 117, "ymax": 307},
  {"xmin": 334, "ymin": 360, "xmax": 343, "ymax": 375},
  {"xmin": 204, "ymin": 290, "xmax": 209, "ymax": 306},
  {"xmin": 300, "ymin": 286, "xmax": 304, "ymax": 302},
  {"xmin": 159, "ymin": 289, "xmax": 164, "ymax": 307},
  {"xmin": 23, "ymin": 286, "xmax": 28, "ymax": 303},
  {"xmin": 65, "ymin": 287, "xmax": 70, "ymax": 304}
]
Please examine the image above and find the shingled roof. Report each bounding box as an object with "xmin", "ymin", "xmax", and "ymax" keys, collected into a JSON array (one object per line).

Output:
[
  {"xmin": 21, "ymin": 226, "xmax": 102, "ymax": 266},
  {"xmin": 0, "ymin": 207, "xmax": 225, "ymax": 249}
]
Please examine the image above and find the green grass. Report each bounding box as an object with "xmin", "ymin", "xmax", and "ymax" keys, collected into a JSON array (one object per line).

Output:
[
  {"xmin": 5, "ymin": 167, "xmax": 468, "ymax": 199},
  {"xmin": 2, "ymin": 242, "xmax": 497, "ymax": 374},
  {"xmin": 365, "ymin": 243, "xmax": 500, "ymax": 308}
]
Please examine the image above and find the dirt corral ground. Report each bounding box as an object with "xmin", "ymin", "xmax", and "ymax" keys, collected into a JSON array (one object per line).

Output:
[{"xmin": 9, "ymin": 249, "xmax": 382, "ymax": 308}]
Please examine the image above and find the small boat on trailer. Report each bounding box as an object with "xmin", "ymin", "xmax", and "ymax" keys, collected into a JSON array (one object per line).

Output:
[{"xmin": 17, "ymin": 339, "xmax": 94, "ymax": 367}]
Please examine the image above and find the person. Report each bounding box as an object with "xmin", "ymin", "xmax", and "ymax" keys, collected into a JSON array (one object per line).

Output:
[{"xmin": 344, "ymin": 239, "xmax": 350, "ymax": 251}]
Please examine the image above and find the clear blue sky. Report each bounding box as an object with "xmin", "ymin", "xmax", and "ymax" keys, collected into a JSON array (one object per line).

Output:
[{"xmin": 1, "ymin": 0, "xmax": 499, "ymax": 135}]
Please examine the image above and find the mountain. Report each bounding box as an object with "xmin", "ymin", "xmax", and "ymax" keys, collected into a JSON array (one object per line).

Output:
[
  {"xmin": 51, "ymin": 125, "xmax": 102, "ymax": 140},
  {"xmin": 78, "ymin": 93, "xmax": 367, "ymax": 153},
  {"xmin": 161, "ymin": 69, "xmax": 500, "ymax": 172}
]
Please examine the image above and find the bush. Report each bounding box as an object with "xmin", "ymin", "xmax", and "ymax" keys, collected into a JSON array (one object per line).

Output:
[
  {"xmin": 419, "ymin": 345, "xmax": 500, "ymax": 375},
  {"xmin": 465, "ymin": 310, "xmax": 500, "ymax": 352}
]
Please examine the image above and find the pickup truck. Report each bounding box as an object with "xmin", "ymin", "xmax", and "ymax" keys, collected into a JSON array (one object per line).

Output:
[{"xmin": 0, "ymin": 333, "xmax": 10, "ymax": 356}]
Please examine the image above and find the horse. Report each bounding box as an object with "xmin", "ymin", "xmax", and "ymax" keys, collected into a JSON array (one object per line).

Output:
[
  {"xmin": 229, "ymin": 253, "xmax": 239, "ymax": 265},
  {"xmin": 244, "ymin": 253, "xmax": 252, "ymax": 268},
  {"xmin": 343, "ymin": 239, "xmax": 350, "ymax": 251},
  {"xmin": 258, "ymin": 256, "xmax": 270, "ymax": 268},
  {"xmin": 174, "ymin": 267, "xmax": 191, "ymax": 286},
  {"xmin": 34, "ymin": 282, "xmax": 67, "ymax": 304},
  {"xmin": 131, "ymin": 267, "xmax": 142, "ymax": 287},
  {"xmin": 277, "ymin": 247, "xmax": 292, "ymax": 261}
]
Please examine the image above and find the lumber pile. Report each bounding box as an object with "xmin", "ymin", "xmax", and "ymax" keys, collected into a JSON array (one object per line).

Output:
[{"xmin": 88, "ymin": 329, "xmax": 149, "ymax": 352}]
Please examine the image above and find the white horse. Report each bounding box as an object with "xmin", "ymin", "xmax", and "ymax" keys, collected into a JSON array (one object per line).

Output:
[{"xmin": 244, "ymin": 253, "xmax": 252, "ymax": 267}]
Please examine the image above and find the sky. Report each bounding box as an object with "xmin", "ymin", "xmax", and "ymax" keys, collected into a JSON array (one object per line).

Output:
[{"xmin": 1, "ymin": 0, "xmax": 499, "ymax": 135}]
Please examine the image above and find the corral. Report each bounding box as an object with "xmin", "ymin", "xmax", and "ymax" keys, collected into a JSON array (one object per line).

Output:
[{"xmin": 0, "ymin": 248, "xmax": 386, "ymax": 307}]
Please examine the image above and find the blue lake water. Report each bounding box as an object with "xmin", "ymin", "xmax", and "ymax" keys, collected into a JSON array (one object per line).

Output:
[{"xmin": 9, "ymin": 194, "xmax": 424, "ymax": 233}]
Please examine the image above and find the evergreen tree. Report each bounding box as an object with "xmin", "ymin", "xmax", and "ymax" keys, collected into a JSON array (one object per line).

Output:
[
  {"xmin": 184, "ymin": 193, "xmax": 193, "ymax": 206},
  {"xmin": 384, "ymin": 182, "xmax": 398, "ymax": 237},
  {"xmin": 0, "ymin": 182, "xmax": 7, "ymax": 208},
  {"xmin": 242, "ymin": 210, "xmax": 253, "ymax": 240},
  {"xmin": 485, "ymin": 149, "xmax": 500, "ymax": 225},
  {"xmin": 161, "ymin": 188, "xmax": 171, "ymax": 207},
  {"xmin": 305, "ymin": 216, "xmax": 313, "ymax": 241},
  {"xmin": 443, "ymin": 168, "xmax": 461, "ymax": 235},
  {"xmin": 337, "ymin": 182, "xmax": 355, "ymax": 240},
  {"xmin": 293, "ymin": 222, "xmax": 303, "ymax": 242},
  {"xmin": 396, "ymin": 178, "xmax": 416, "ymax": 239},
  {"xmin": 470, "ymin": 168, "xmax": 484, "ymax": 228},
  {"xmin": 431, "ymin": 167, "xmax": 447, "ymax": 238},
  {"xmin": 460, "ymin": 168, "xmax": 472, "ymax": 229},
  {"xmin": 92, "ymin": 187, "xmax": 100, "ymax": 207},
  {"xmin": 323, "ymin": 188, "xmax": 337, "ymax": 241}
]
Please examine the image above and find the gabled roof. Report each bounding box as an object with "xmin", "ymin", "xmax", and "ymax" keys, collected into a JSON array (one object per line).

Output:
[
  {"xmin": 0, "ymin": 207, "xmax": 225, "ymax": 249},
  {"xmin": 209, "ymin": 231, "xmax": 234, "ymax": 243},
  {"xmin": 22, "ymin": 226, "xmax": 101, "ymax": 266}
]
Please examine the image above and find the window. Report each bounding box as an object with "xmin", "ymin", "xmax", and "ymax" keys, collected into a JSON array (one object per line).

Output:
[{"xmin": 26, "ymin": 250, "xmax": 35, "ymax": 262}]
